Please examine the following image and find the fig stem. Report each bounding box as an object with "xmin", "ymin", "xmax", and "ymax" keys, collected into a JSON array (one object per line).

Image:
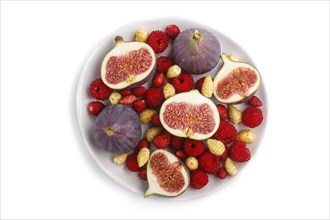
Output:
[
  {"xmin": 193, "ymin": 30, "xmax": 201, "ymax": 41},
  {"xmin": 115, "ymin": 36, "xmax": 124, "ymax": 43},
  {"xmin": 220, "ymin": 53, "xmax": 230, "ymax": 63},
  {"xmin": 144, "ymin": 189, "xmax": 152, "ymax": 198}
]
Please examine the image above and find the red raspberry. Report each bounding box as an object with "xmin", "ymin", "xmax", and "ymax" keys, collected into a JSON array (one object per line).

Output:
[
  {"xmin": 138, "ymin": 168, "xmax": 147, "ymax": 181},
  {"xmin": 242, "ymin": 107, "xmax": 263, "ymax": 128},
  {"xmin": 219, "ymin": 146, "xmax": 229, "ymax": 162},
  {"xmin": 194, "ymin": 77, "xmax": 205, "ymax": 93},
  {"xmin": 126, "ymin": 153, "xmax": 140, "ymax": 172},
  {"xmin": 89, "ymin": 78, "xmax": 111, "ymax": 100},
  {"xmin": 183, "ymin": 139, "xmax": 205, "ymax": 157},
  {"xmin": 217, "ymin": 167, "xmax": 228, "ymax": 179},
  {"xmin": 198, "ymin": 150, "xmax": 220, "ymax": 174},
  {"xmin": 88, "ymin": 101, "xmax": 105, "ymax": 116},
  {"xmin": 118, "ymin": 95, "xmax": 137, "ymax": 105},
  {"xmin": 176, "ymin": 149, "xmax": 187, "ymax": 160},
  {"xmin": 212, "ymin": 121, "xmax": 237, "ymax": 145},
  {"xmin": 172, "ymin": 73, "xmax": 194, "ymax": 93},
  {"xmin": 165, "ymin": 24, "xmax": 180, "ymax": 39},
  {"xmin": 156, "ymin": 56, "xmax": 174, "ymax": 73},
  {"xmin": 248, "ymin": 96, "xmax": 263, "ymax": 107},
  {"xmin": 151, "ymin": 112, "xmax": 161, "ymax": 126},
  {"xmin": 146, "ymin": 30, "xmax": 169, "ymax": 53},
  {"xmin": 190, "ymin": 169, "xmax": 209, "ymax": 189},
  {"xmin": 132, "ymin": 86, "xmax": 147, "ymax": 97},
  {"xmin": 153, "ymin": 132, "xmax": 171, "ymax": 149},
  {"xmin": 136, "ymin": 138, "xmax": 150, "ymax": 150},
  {"xmin": 170, "ymin": 136, "xmax": 185, "ymax": 151},
  {"xmin": 229, "ymin": 141, "xmax": 251, "ymax": 162},
  {"xmin": 120, "ymin": 88, "xmax": 132, "ymax": 97},
  {"xmin": 144, "ymin": 88, "xmax": 165, "ymax": 109},
  {"xmin": 132, "ymin": 99, "xmax": 146, "ymax": 113},
  {"xmin": 217, "ymin": 104, "xmax": 228, "ymax": 121},
  {"xmin": 152, "ymin": 73, "xmax": 165, "ymax": 88}
]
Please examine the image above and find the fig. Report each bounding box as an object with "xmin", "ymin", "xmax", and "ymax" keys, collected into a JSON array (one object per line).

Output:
[
  {"xmin": 213, "ymin": 53, "xmax": 261, "ymax": 104},
  {"xmin": 172, "ymin": 28, "xmax": 221, "ymax": 75},
  {"xmin": 101, "ymin": 36, "xmax": 156, "ymax": 90},
  {"xmin": 159, "ymin": 90, "xmax": 220, "ymax": 140},
  {"xmin": 94, "ymin": 104, "xmax": 142, "ymax": 154},
  {"xmin": 144, "ymin": 149, "xmax": 189, "ymax": 198}
]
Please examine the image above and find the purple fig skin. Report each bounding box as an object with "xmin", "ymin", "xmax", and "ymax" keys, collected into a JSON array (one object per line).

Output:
[
  {"xmin": 94, "ymin": 104, "xmax": 142, "ymax": 154},
  {"xmin": 172, "ymin": 28, "xmax": 221, "ymax": 75}
]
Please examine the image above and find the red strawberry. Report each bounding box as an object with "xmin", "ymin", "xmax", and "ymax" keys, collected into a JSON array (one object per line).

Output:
[
  {"xmin": 89, "ymin": 78, "xmax": 112, "ymax": 100},
  {"xmin": 153, "ymin": 132, "xmax": 171, "ymax": 149},
  {"xmin": 183, "ymin": 139, "xmax": 205, "ymax": 157},
  {"xmin": 88, "ymin": 101, "xmax": 105, "ymax": 116},
  {"xmin": 229, "ymin": 141, "xmax": 251, "ymax": 162},
  {"xmin": 248, "ymin": 96, "xmax": 262, "ymax": 107},
  {"xmin": 136, "ymin": 138, "xmax": 150, "ymax": 150},
  {"xmin": 172, "ymin": 73, "xmax": 194, "ymax": 93},
  {"xmin": 126, "ymin": 153, "xmax": 140, "ymax": 172},
  {"xmin": 146, "ymin": 30, "xmax": 169, "ymax": 53},
  {"xmin": 132, "ymin": 86, "xmax": 147, "ymax": 97},
  {"xmin": 118, "ymin": 95, "xmax": 137, "ymax": 105},
  {"xmin": 194, "ymin": 77, "xmax": 205, "ymax": 93},
  {"xmin": 219, "ymin": 146, "xmax": 229, "ymax": 162},
  {"xmin": 190, "ymin": 169, "xmax": 209, "ymax": 189},
  {"xmin": 212, "ymin": 121, "xmax": 237, "ymax": 145},
  {"xmin": 152, "ymin": 73, "xmax": 165, "ymax": 88},
  {"xmin": 132, "ymin": 99, "xmax": 146, "ymax": 113},
  {"xmin": 176, "ymin": 149, "xmax": 187, "ymax": 160},
  {"xmin": 198, "ymin": 150, "xmax": 220, "ymax": 174},
  {"xmin": 242, "ymin": 107, "xmax": 263, "ymax": 128},
  {"xmin": 144, "ymin": 88, "xmax": 165, "ymax": 109},
  {"xmin": 120, "ymin": 88, "xmax": 132, "ymax": 97},
  {"xmin": 217, "ymin": 167, "xmax": 228, "ymax": 179},
  {"xmin": 151, "ymin": 112, "xmax": 161, "ymax": 126},
  {"xmin": 217, "ymin": 104, "xmax": 228, "ymax": 121},
  {"xmin": 156, "ymin": 56, "xmax": 174, "ymax": 73},
  {"xmin": 170, "ymin": 136, "xmax": 185, "ymax": 151},
  {"xmin": 165, "ymin": 24, "xmax": 180, "ymax": 39},
  {"xmin": 138, "ymin": 168, "xmax": 147, "ymax": 181}
]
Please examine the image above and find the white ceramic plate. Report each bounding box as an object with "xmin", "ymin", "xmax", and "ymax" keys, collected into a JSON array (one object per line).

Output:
[{"xmin": 76, "ymin": 18, "xmax": 268, "ymax": 200}]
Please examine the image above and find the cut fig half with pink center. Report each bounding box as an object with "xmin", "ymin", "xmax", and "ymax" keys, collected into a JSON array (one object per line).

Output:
[
  {"xmin": 213, "ymin": 53, "xmax": 261, "ymax": 104},
  {"xmin": 101, "ymin": 36, "xmax": 156, "ymax": 90},
  {"xmin": 159, "ymin": 90, "xmax": 220, "ymax": 140},
  {"xmin": 144, "ymin": 149, "xmax": 189, "ymax": 198}
]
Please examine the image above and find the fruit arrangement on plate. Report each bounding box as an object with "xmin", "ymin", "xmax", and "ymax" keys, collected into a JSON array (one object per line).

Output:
[{"xmin": 85, "ymin": 23, "xmax": 264, "ymax": 198}]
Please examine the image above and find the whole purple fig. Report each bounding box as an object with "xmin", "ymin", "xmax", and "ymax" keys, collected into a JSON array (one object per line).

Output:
[
  {"xmin": 94, "ymin": 104, "xmax": 142, "ymax": 154},
  {"xmin": 172, "ymin": 28, "xmax": 221, "ymax": 75}
]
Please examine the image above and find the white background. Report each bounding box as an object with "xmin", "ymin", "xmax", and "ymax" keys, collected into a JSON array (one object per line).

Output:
[{"xmin": 1, "ymin": 1, "xmax": 329, "ymax": 219}]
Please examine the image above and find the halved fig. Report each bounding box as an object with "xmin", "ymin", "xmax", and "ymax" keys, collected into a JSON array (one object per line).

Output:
[
  {"xmin": 213, "ymin": 53, "xmax": 261, "ymax": 104},
  {"xmin": 144, "ymin": 149, "xmax": 189, "ymax": 198},
  {"xmin": 101, "ymin": 36, "xmax": 156, "ymax": 90},
  {"xmin": 94, "ymin": 104, "xmax": 142, "ymax": 154},
  {"xmin": 159, "ymin": 90, "xmax": 220, "ymax": 140},
  {"xmin": 172, "ymin": 28, "xmax": 221, "ymax": 75}
]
